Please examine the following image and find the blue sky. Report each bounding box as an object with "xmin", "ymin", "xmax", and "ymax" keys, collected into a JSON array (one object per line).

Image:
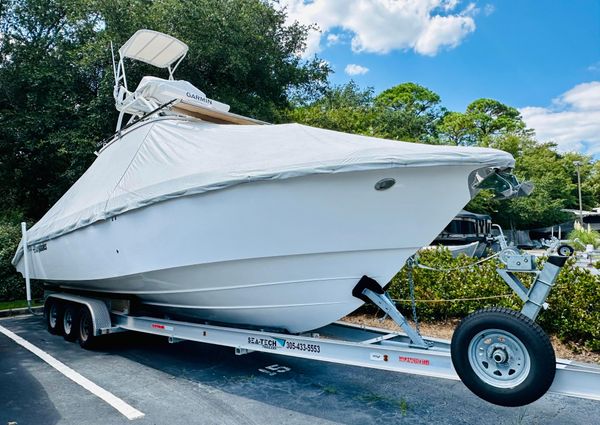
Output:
[{"xmin": 282, "ymin": 0, "xmax": 600, "ymax": 155}]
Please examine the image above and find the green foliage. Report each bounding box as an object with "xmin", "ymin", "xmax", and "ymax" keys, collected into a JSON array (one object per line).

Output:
[
  {"xmin": 568, "ymin": 228, "xmax": 600, "ymax": 248},
  {"xmin": 0, "ymin": 222, "xmax": 24, "ymax": 300},
  {"xmin": 289, "ymin": 81, "xmax": 444, "ymax": 142},
  {"xmin": 389, "ymin": 248, "xmax": 521, "ymax": 320},
  {"xmin": 375, "ymin": 82, "xmax": 441, "ymax": 114},
  {"xmin": 437, "ymin": 112, "xmax": 477, "ymax": 146},
  {"xmin": 388, "ymin": 248, "xmax": 600, "ymax": 351},
  {"xmin": 0, "ymin": 220, "xmax": 42, "ymax": 300},
  {"xmin": 287, "ymin": 81, "xmax": 378, "ymax": 135},
  {"xmin": 542, "ymin": 262, "xmax": 600, "ymax": 351},
  {"xmin": 465, "ymin": 98, "xmax": 528, "ymax": 141}
]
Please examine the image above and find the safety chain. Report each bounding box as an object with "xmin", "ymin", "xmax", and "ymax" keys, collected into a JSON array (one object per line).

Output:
[
  {"xmin": 379, "ymin": 251, "xmax": 505, "ymax": 334},
  {"xmin": 392, "ymin": 251, "xmax": 504, "ymax": 334}
]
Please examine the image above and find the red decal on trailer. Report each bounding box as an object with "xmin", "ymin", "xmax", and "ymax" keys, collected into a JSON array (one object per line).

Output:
[
  {"xmin": 399, "ymin": 356, "xmax": 430, "ymax": 366},
  {"xmin": 151, "ymin": 324, "xmax": 165, "ymax": 330}
]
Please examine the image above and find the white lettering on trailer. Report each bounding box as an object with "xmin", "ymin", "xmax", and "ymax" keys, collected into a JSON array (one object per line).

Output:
[
  {"xmin": 0, "ymin": 324, "xmax": 145, "ymax": 420},
  {"xmin": 258, "ymin": 364, "xmax": 291, "ymax": 376}
]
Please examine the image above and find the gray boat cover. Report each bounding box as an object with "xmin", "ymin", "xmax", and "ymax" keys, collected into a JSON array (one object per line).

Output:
[{"xmin": 14, "ymin": 117, "xmax": 514, "ymax": 263}]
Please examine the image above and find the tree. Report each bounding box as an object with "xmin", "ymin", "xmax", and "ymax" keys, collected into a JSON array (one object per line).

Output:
[
  {"xmin": 287, "ymin": 81, "xmax": 377, "ymax": 135},
  {"xmin": 437, "ymin": 112, "xmax": 477, "ymax": 146},
  {"xmin": 465, "ymin": 98, "xmax": 528, "ymax": 143},
  {"xmin": 373, "ymin": 82, "xmax": 445, "ymax": 142}
]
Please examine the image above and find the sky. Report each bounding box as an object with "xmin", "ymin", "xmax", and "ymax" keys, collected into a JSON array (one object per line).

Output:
[{"xmin": 279, "ymin": 0, "xmax": 600, "ymax": 156}]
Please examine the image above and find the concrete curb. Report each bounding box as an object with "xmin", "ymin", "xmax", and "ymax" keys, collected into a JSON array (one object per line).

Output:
[{"xmin": 0, "ymin": 306, "xmax": 43, "ymax": 318}]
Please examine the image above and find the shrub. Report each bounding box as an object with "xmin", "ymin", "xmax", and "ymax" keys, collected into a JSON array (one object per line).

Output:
[
  {"xmin": 0, "ymin": 221, "xmax": 43, "ymax": 301},
  {"xmin": 567, "ymin": 228, "xmax": 600, "ymax": 249},
  {"xmin": 387, "ymin": 247, "xmax": 599, "ymax": 351}
]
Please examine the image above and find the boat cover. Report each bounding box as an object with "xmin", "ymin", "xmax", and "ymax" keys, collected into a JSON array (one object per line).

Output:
[{"xmin": 14, "ymin": 118, "xmax": 514, "ymax": 262}]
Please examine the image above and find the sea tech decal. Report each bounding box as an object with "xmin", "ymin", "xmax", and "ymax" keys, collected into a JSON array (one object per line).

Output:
[{"xmin": 247, "ymin": 336, "xmax": 281, "ymax": 350}]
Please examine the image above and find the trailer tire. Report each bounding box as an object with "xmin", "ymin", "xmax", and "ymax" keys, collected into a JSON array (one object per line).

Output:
[
  {"xmin": 557, "ymin": 245, "xmax": 574, "ymax": 257},
  {"xmin": 46, "ymin": 299, "xmax": 64, "ymax": 335},
  {"xmin": 62, "ymin": 304, "xmax": 80, "ymax": 342},
  {"xmin": 451, "ymin": 307, "xmax": 555, "ymax": 407},
  {"xmin": 78, "ymin": 307, "xmax": 96, "ymax": 349}
]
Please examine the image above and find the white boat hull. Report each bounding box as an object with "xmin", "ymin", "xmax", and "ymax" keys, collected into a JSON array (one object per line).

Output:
[{"xmin": 18, "ymin": 166, "xmax": 479, "ymax": 332}]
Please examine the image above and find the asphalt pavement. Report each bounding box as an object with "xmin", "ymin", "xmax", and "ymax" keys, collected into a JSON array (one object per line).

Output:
[{"xmin": 1, "ymin": 314, "xmax": 599, "ymax": 425}]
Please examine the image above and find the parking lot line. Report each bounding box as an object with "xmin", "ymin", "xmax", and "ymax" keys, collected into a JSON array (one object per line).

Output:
[{"xmin": 0, "ymin": 324, "xmax": 145, "ymax": 420}]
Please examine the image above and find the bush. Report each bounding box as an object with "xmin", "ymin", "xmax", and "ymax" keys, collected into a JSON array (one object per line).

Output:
[
  {"xmin": 567, "ymin": 228, "xmax": 600, "ymax": 249},
  {"xmin": 388, "ymin": 247, "xmax": 600, "ymax": 351},
  {"xmin": 0, "ymin": 221, "xmax": 43, "ymax": 301}
]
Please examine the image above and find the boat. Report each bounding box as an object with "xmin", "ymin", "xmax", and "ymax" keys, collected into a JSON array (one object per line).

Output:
[{"xmin": 12, "ymin": 30, "xmax": 526, "ymax": 333}]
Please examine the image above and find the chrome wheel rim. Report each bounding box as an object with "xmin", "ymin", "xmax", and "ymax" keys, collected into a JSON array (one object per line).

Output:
[
  {"xmin": 63, "ymin": 310, "xmax": 73, "ymax": 334},
  {"xmin": 80, "ymin": 315, "xmax": 90, "ymax": 341},
  {"xmin": 49, "ymin": 304, "xmax": 58, "ymax": 328},
  {"xmin": 468, "ymin": 328, "xmax": 531, "ymax": 388}
]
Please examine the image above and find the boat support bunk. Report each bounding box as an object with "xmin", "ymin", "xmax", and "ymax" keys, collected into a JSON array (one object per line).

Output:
[{"xmin": 37, "ymin": 251, "xmax": 600, "ymax": 408}]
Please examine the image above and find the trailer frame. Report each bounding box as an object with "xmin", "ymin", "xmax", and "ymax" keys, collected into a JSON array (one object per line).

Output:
[{"xmin": 43, "ymin": 292, "xmax": 600, "ymax": 403}]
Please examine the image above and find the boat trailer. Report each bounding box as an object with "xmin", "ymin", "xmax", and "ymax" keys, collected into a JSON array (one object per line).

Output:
[
  {"xmin": 39, "ymin": 250, "xmax": 600, "ymax": 408},
  {"xmin": 18, "ymin": 213, "xmax": 600, "ymax": 408}
]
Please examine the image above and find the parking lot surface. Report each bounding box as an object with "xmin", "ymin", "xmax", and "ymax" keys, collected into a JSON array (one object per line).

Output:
[{"xmin": 1, "ymin": 314, "xmax": 599, "ymax": 424}]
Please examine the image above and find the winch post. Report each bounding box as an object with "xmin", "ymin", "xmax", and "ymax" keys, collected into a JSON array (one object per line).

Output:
[
  {"xmin": 497, "ymin": 255, "xmax": 568, "ymax": 321},
  {"xmin": 521, "ymin": 256, "xmax": 567, "ymax": 320}
]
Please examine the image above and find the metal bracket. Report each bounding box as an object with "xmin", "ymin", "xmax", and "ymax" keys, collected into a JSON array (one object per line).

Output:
[
  {"xmin": 497, "ymin": 255, "xmax": 568, "ymax": 321},
  {"xmin": 360, "ymin": 289, "xmax": 429, "ymax": 349}
]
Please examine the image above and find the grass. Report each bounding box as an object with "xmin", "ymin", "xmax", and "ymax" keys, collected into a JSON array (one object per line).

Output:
[
  {"xmin": 322, "ymin": 385, "xmax": 338, "ymax": 394},
  {"xmin": 397, "ymin": 398, "xmax": 409, "ymax": 416},
  {"xmin": 357, "ymin": 392, "xmax": 411, "ymax": 415},
  {"xmin": 0, "ymin": 299, "xmax": 42, "ymax": 311}
]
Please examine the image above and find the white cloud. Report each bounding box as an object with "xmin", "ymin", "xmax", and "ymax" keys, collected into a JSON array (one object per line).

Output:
[
  {"xmin": 483, "ymin": 4, "xmax": 495, "ymax": 16},
  {"xmin": 520, "ymin": 81, "xmax": 600, "ymax": 154},
  {"xmin": 326, "ymin": 33, "xmax": 341, "ymax": 46},
  {"xmin": 279, "ymin": 0, "xmax": 478, "ymax": 57},
  {"xmin": 345, "ymin": 64, "xmax": 370, "ymax": 75},
  {"xmin": 588, "ymin": 61, "xmax": 600, "ymax": 72}
]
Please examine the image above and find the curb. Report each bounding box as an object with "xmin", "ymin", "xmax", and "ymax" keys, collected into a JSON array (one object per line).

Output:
[{"xmin": 0, "ymin": 306, "xmax": 44, "ymax": 318}]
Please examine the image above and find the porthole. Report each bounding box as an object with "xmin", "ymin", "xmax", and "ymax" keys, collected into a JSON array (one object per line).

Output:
[{"xmin": 374, "ymin": 178, "xmax": 396, "ymax": 191}]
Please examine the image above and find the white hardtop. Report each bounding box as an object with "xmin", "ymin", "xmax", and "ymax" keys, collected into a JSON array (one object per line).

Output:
[
  {"xmin": 112, "ymin": 30, "xmax": 264, "ymax": 127},
  {"xmin": 119, "ymin": 29, "xmax": 188, "ymax": 69}
]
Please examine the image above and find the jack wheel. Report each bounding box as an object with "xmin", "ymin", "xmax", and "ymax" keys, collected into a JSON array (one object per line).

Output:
[
  {"xmin": 451, "ymin": 307, "xmax": 555, "ymax": 406},
  {"xmin": 46, "ymin": 299, "xmax": 63, "ymax": 335},
  {"xmin": 63, "ymin": 304, "xmax": 80, "ymax": 342}
]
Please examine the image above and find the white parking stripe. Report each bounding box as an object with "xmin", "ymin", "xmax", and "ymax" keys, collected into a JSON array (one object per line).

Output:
[{"xmin": 0, "ymin": 324, "xmax": 145, "ymax": 420}]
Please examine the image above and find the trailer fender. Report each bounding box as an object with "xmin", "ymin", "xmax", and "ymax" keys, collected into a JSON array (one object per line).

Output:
[{"xmin": 45, "ymin": 293, "xmax": 112, "ymax": 336}]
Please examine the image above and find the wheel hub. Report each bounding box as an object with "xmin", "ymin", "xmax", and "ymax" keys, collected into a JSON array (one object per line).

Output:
[
  {"xmin": 491, "ymin": 347, "xmax": 508, "ymax": 364},
  {"xmin": 467, "ymin": 329, "xmax": 531, "ymax": 388}
]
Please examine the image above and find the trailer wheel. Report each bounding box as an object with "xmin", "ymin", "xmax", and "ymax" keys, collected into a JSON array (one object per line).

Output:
[
  {"xmin": 557, "ymin": 245, "xmax": 574, "ymax": 257},
  {"xmin": 451, "ymin": 307, "xmax": 555, "ymax": 406},
  {"xmin": 62, "ymin": 304, "xmax": 80, "ymax": 342},
  {"xmin": 46, "ymin": 299, "xmax": 63, "ymax": 335},
  {"xmin": 78, "ymin": 307, "xmax": 96, "ymax": 349}
]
